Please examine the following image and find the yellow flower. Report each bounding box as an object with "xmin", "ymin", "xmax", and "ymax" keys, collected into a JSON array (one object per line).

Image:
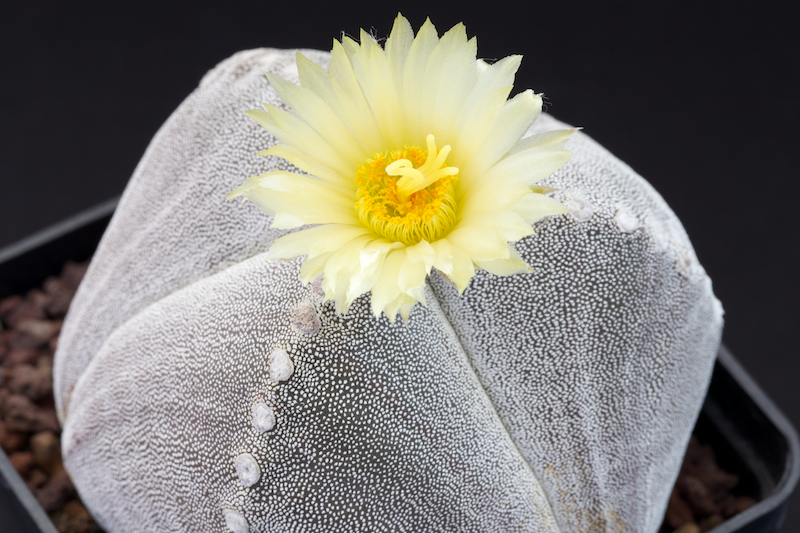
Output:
[{"xmin": 230, "ymin": 14, "xmax": 574, "ymax": 322}]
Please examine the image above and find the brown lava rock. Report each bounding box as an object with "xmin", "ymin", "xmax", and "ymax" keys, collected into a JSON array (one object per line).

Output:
[
  {"xmin": 1, "ymin": 259, "xmax": 102, "ymax": 533},
  {"xmin": 31, "ymin": 430, "xmax": 64, "ymax": 473},
  {"xmin": 9, "ymin": 450, "xmax": 36, "ymax": 477},
  {"xmin": 7, "ymin": 364, "xmax": 53, "ymax": 401},
  {"xmin": 660, "ymin": 435, "xmax": 759, "ymax": 532},
  {"xmin": 0, "ymin": 419, "xmax": 29, "ymax": 452},
  {"xmin": 3, "ymin": 393, "xmax": 60, "ymax": 433},
  {"xmin": 36, "ymin": 469, "xmax": 76, "ymax": 512}
]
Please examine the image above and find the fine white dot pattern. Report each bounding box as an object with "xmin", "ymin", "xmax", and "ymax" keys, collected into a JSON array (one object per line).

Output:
[{"xmin": 56, "ymin": 49, "xmax": 722, "ymax": 533}]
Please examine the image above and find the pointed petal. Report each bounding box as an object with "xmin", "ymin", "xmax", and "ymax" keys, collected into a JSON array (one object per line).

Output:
[
  {"xmin": 475, "ymin": 245, "xmax": 531, "ymax": 276},
  {"xmin": 431, "ymin": 239, "xmax": 454, "ymax": 276},
  {"xmin": 507, "ymin": 128, "xmax": 577, "ymax": 157},
  {"xmin": 460, "ymin": 90, "xmax": 543, "ymax": 191},
  {"xmin": 458, "ymin": 210, "xmax": 535, "ymax": 242},
  {"xmin": 403, "ymin": 18, "xmax": 439, "ymax": 142},
  {"xmin": 448, "ymin": 243, "xmax": 476, "ymax": 293},
  {"xmin": 328, "ymin": 40, "xmax": 385, "ymax": 154},
  {"xmin": 481, "ymin": 143, "xmax": 573, "ymax": 187},
  {"xmin": 449, "ymin": 86, "xmax": 512, "ymax": 169},
  {"xmin": 362, "ymin": 38, "xmax": 406, "ymax": 147},
  {"xmin": 421, "ymin": 24, "xmax": 477, "ymax": 140},
  {"xmin": 371, "ymin": 249, "xmax": 406, "ymax": 318},
  {"xmin": 267, "ymin": 224, "xmax": 370, "ymax": 260},
  {"xmin": 398, "ymin": 294, "xmax": 418, "ymax": 322},
  {"xmin": 266, "ymin": 72, "xmax": 366, "ymax": 166},
  {"xmin": 260, "ymin": 104, "xmax": 354, "ymax": 177},
  {"xmin": 323, "ymin": 234, "xmax": 374, "ymax": 313},
  {"xmin": 346, "ymin": 240, "xmax": 402, "ymax": 305},
  {"xmin": 385, "ymin": 14, "xmax": 414, "ymax": 101},
  {"xmin": 299, "ymin": 252, "xmax": 332, "ymax": 284},
  {"xmin": 260, "ymin": 144, "xmax": 351, "ymax": 188},
  {"xmin": 510, "ymin": 192, "xmax": 570, "ymax": 224},
  {"xmin": 461, "ymin": 181, "xmax": 533, "ymax": 216},
  {"xmin": 398, "ymin": 253, "xmax": 428, "ymax": 305},
  {"xmin": 451, "ymin": 54, "xmax": 522, "ymax": 166},
  {"xmin": 232, "ymin": 171, "xmax": 358, "ymax": 228},
  {"xmin": 446, "ymin": 226, "xmax": 510, "ymax": 262}
]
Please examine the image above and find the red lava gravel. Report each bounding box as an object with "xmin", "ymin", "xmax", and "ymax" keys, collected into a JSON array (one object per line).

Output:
[
  {"xmin": 1, "ymin": 259, "xmax": 757, "ymax": 533},
  {"xmin": 1, "ymin": 260, "xmax": 101, "ymax": 533}
]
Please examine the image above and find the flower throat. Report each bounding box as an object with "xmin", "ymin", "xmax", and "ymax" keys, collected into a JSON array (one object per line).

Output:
[{"xmin": 355, "ymin": 135, "xmax": 458, "ymax": 245}]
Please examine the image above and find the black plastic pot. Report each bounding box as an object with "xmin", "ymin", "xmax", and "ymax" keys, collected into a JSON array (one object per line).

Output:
[{"xmin": 1, "ymin": 199, "xmax": 798, "ymax": 533}]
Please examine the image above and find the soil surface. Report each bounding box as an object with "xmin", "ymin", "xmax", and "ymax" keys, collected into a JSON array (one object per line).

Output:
[{"xmin": 0, "ymin": 260, "xmax": 756, "ymax": 533}]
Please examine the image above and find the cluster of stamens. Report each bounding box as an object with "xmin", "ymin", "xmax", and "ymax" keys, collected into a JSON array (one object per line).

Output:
[{"xmin": 355, "ymin": 135, "xmax": 458, "ymax": 245}]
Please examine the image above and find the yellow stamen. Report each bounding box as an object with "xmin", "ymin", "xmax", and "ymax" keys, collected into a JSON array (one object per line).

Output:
[{"xmin": 355, "ymin": 135, "xmax": 458, "ymax": 245}]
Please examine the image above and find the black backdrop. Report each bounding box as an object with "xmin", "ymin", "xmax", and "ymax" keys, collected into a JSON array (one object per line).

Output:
[{"xmin": 2, "ymin": 0, "xmax": 798, "ymax": 528}]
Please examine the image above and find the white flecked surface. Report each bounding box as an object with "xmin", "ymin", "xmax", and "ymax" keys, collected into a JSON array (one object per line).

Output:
[{"xmin": 55, "ymin": 48, "xmax": 722, "ymax": 532}]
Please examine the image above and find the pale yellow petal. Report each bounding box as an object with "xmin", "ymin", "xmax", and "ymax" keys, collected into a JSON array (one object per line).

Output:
[
  {"xmin": 459, "ymin": 90, "xmax": 543, "ymax": 191},
  {"xmin": 481, "ymin": 144, "xmax": 573, "ymax": 187},
  {"xmin": 448, "ymin": 86, "xmax": 511, "ymax": 169},
  {"xmin": 403, "ymin": 18, "xmax": 439, "ymax": 142},
  {"xmin": 259, "ymin": 144, "xmax": 350, "ymax": 188},
  {"xmin": 398, "ymin": 294, "xmax": 418, "ymax": 322},
  {"xmin": 460, "ymin": 181, "xmax": 532, "ymax": 217},
  {"xmin": 398, "ymin": 253, "xmax": 428, "ymax": 306},
  {"xmin": 385, "ymin": 14, "xmax": 414, "ymax": 100},
  {"xmin": 244, "ymin": 107, "xmax": 279, "ymax": 133},
  {"xmin": 363, "ymin": 37, "xmax": 406, "ymax": 147},
  {"xmin": 458, "ymin": 210, "xmax": 535, "ymax": 243},
  {"xmin": 322, "ymin": 235, "xmax": 374, "ymax": 313},
  {"xmin": 420, "ymin": 24, "xmax": 477, "ymax": 140},
  {"xmin": 296, "ymin": 50, "xmax": 375, "ymax": 155},
  {"xmin": 261, "ymin": 104, "xmax": 354, "ymax": 177},
  {"xmin": 327, "ymin": 42, "xmax": 385, "ymax": 154},
  {"xmin": 446, "ymin": 226, "xmax": 510, "ymax": 262},
  {"xmin": 233, "ymin": 171, "xmax": 358, "ymax": 228},
  {"xmin": 474, "ymin": 245, "xmax": 531, "ymax": 276},
  {"xmin": 430, "ymin": 239, "xmax": 454, "ymax": 276},
  {"xmin": 267, "ymin": 224, "xmax": 370, "ymax": 260},
  {"xmin": 510, "ymin": 192, "xmax": 570, "ymax": 224},
  {"xmin": 244, "ymin": 171, "xmax": 353, "ymax": 215},
  {"xmin": 256, "ymin": 170, "xmax": 353, "ymax": 200},
  {"xmin": 370, "ymin": 249, "xmax": 406, "ymax": 318},
  {"xmin": 404, "ymin": 239, "xmax": 436, "ymax": 269},
  {"xmin": 383, "ymin": 293, "xmax": 406, "ymax": 324},
  {"xmin": 266, "ymin": 72, "xmax": 366, "ymax": 166},
  {"xmin": 397, "ymin": 240, "xmax": 435, "ymax": 304},
  {"xmin": 344, "ymin": 29, "xmax": 405, "ymax": 148},
  {"xmin": 346, "ymin": 240, "xmax": 403, "ymax": 304},
  {"xmin": 273, "ymin": 207, "xmax": 360, "ymax": 229},
  {"xmin": 448, "ymin": 243, "xmax": 476, "ymax": 293},
  {"xmin": 450, "ymin": 54, "xmax": 522, "ymax": 166},
  {"xmin": 507, "ymin": 128, "xmax": 577, "ymax": 157},
  {"xmin": 299, "ymin": 252, "xmax": 332, "ymax": 284}
]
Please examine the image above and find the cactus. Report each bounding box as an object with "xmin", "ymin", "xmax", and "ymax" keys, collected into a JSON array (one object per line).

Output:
[{"xmin": 54, "ymin": 45, "xmax": 722, "ymax": 532}]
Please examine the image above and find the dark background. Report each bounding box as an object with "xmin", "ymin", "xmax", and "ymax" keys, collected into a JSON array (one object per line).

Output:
[{"xmin": 1, "ymin": 0, "xmax": 798, "ymax": 529}]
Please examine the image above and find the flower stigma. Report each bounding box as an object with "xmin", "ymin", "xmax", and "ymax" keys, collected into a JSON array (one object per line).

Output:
[{"xmin": 356, "ymin": 134, "xmax": 458, "ymax": 245}]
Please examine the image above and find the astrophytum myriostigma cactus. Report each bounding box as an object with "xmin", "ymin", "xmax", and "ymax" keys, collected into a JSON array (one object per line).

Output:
[{"xmin": 54, "ymin": 44, "xmax": 723, "ymax": 533}]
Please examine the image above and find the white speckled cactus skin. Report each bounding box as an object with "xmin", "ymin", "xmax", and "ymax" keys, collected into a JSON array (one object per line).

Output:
[{"xmin": 54, "ymin": 49, "xmax": 723, "ymax": 533}]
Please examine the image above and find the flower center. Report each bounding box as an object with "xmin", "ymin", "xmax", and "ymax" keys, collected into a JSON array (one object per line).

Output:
[{"xmin": 355, "ymin": 134, "xmax": 459, "ymax": 245}]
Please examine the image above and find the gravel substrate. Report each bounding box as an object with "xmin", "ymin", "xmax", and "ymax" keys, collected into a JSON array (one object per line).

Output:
[{"xmin": 0, "ymin": 260, "xmax": 757, "ymax": 533}]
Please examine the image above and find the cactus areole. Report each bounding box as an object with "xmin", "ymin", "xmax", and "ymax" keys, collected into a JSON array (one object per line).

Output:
[{"xmin": 54, "ymin": 14, "xmax": 723, "ymax": 533}]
